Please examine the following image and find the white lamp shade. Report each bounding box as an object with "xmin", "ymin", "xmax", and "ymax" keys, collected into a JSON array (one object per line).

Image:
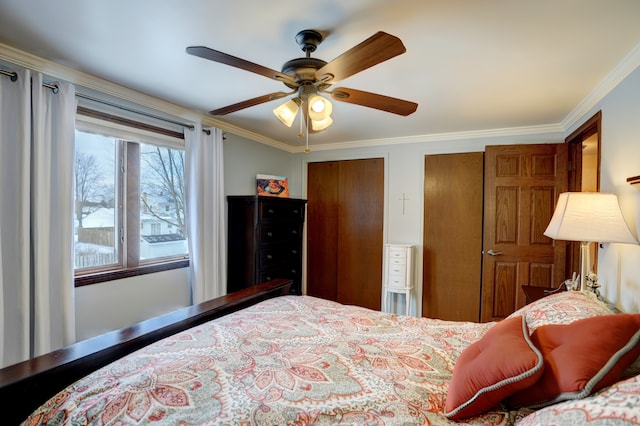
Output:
[
  {"xmin": 273, "ymin": 98, "xmax": 301, "ymax": 127},
  {"xmin": 544, "ymin": 192, "xmax": 638, "ymax": 244},
  {"xmin": 311, "ymin": 116, "xmax": 333, "ymax": 131},
  {"xmin": 307, "ymin": 94, "xmax": 332, "ymax": 121}
]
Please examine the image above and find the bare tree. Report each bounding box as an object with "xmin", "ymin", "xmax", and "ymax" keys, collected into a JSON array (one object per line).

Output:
[
  {"xmin": 140, "ymin": 146, "xmax": 186, "ymax": 235},
  {"xmin": 75, "ymin": 152, "xmax": 107, "ymax": 229}
]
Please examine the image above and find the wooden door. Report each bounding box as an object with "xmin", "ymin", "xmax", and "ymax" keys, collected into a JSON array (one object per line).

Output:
[
  {"xmin": 307, "ymin": 159, "xmax": 384, "ymax": 310},
  {"xmin": 336, "ymin": 159, "xmax": 384, "ymax": 309},
  {"xmin": 481, "ymin": 143, "xmax": 568, "ymax": 322},
  {"xmin": 423, "ymin": 153, "xmax": 484, "ymax": 321},
  {"xmin": 307, "ymin": 162, "xmax": 338, "ymax": 301}
]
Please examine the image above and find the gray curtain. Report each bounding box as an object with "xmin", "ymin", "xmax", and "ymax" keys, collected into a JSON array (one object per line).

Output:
[
  {"xmin": 0, "ymin": 69, "xmax": 76, "ymax": 367},
  {"xmin": 185, "ymin": 125, "xmax": 227, "ymax": 303}
]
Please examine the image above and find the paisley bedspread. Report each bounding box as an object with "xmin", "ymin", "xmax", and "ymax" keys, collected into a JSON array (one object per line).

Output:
[{"xmin": 21, "ymin": 296, "xmax": 543, "ymax": 425}]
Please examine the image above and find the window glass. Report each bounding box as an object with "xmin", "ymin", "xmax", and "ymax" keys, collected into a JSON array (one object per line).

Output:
[
  {"xmin": 74, "ymin": 131, "xmax": 118, "ymax": 270},
  {"xmin": 139, "ymin": 144, "xmax": 188, "ymax": 261}
]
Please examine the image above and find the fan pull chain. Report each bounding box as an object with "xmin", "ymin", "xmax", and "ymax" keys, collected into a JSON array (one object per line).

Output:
[
  {"xmin": 298, "ymin": 107, "xmax": 304, "ymax": 139},
  {"xmin": 305, "ymin": 104, "xmax": 310, "ymax": 153}
]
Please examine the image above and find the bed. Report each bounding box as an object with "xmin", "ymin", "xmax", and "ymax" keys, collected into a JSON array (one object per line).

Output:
[{"xmin": 3, "ymin": 281, "xmax": 640, "ymax": 425}]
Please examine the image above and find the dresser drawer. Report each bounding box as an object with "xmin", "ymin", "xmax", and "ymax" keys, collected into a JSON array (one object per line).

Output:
[
  {"xmin": 259, "ymin": 200, "xmax": 305, "ymax": 222},
  {"xmin": 258, "ymin": 266, "xmax": 301, "ymax": 283},
  {"xmin": 258, "ymin": 223, "xmax": 301, "ymax": 243},
  {"xmin": 388, "ymin": 256, "xmax": 406, "ymax": 267},
  {"xmin": 259, "ymin": 245, "xmax": 302, "ymax": 269},
  {"xmin": 386, "ymin": 264, "xmax": 407, "ymax": 279},
  {"xmin": 386, "ymin": 276, "xmax": 409, "ymax": 289},
  {"xmin": 388, "ymin": 247, "xmax": 408, "ymax": 261}
]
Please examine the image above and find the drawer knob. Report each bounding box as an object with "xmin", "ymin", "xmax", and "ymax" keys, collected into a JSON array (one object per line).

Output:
[
  {"xmin": 268, "ymin": 208, "xmax": 274, "ymax": 214},
  {"xmin": 267, "ymin": 232, "xmax": 273, "ymax": 237},
  {"xmin": 267, "ymin": 254, "xmax": 273, "ymax": 260}
]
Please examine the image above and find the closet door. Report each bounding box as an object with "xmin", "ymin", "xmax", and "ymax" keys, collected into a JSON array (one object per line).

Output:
[
  {"xmin": 423, "ymin": 153, "xmax": 484, "ymax": 322},
  {"xmin": 336, "ymin": 159, "xmax": 384, "ymax": 309},
  {"xmin": 307, "ymin": 162, "xmax": 339, "ymax": 301},
  {"xmin": 307, "ymin": 159, "xmax": 384, "ymax": 310}
]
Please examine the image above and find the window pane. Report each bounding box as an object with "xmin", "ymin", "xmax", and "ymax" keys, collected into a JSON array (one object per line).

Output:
[
  {"xmin": 74, "ymin": 131, "xmax": 118, "ymax": 270},
  {"xmin": 139, "ymin": 143, "xmax": 188, "ymax": 260}
]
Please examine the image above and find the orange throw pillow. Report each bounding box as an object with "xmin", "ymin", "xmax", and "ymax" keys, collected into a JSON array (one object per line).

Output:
[
  {"xmin": 509, "ymin": 313, "xmax": 640, "ymax": 409},
  {"xmin": 445, "ymin": 316, "xmax": 544, "ymax": 420}
]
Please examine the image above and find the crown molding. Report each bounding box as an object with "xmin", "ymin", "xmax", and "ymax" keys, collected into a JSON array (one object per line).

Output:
[
  {"xmin": 562, "ymin": 40, "xmax": 640, "ymax": 130},
  {"xmin": 200, "ymin": 115, "xmax": 295, "ymax": 152},
  {"xmin": 296, "ymin": 123, "xmax": 565, "ymax": 153}
]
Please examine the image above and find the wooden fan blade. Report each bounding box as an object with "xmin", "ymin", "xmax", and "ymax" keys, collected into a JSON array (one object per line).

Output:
[
  {"xmin": 330, "ymin": 88, "xmax": 418, "ymax": 116},
  {"xmin": 315, "ymin": 32, "xmax": 406, "ymax": 84},
  {"xmin": 186, "ymin": 46, "xmax": 296, "ymax": 86},
  {"xmin": 209, "ymin": 92, "xmax": 291, "ymax": 115}
]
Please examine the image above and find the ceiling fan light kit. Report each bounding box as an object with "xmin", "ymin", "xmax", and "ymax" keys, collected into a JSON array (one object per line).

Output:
[
  {"xmin": 186, "ymin": 28, "xmax": 418, "ymax": 146},
  {"xmin": 308, "ymin": 94, "xmax": 332, "ymax": 120},
  {"xmin": 272, "ymin": 86, "xmax": 333, "ymax": 130},
  {"xmin": 311, "ymin": 115, "xmax": 333, "ymax": 132},
  {"xmin": 273, "ymin": 98, "xmax": 301, "ymax": 127}
]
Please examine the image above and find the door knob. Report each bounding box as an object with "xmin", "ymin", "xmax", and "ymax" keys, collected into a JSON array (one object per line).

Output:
[{"xmin": 487, "ymin": 249, "xmax": 503, "ymax": 256}]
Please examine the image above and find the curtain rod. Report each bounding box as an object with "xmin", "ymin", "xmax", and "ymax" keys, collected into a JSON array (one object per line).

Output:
[
  {"xmin": 2, "ymin": 69, "xmax": 59, "ymax": 93},
  {"xmin": 0, "ymin": 69, "xmax": 18, "ymax": 81},
  {"xmin": 1, "ymin": 69, "xmax": 198, "ymax": 131},
  {"xmin": 76, "ymin": 93, "xmax": 195, "ymax": 131}
]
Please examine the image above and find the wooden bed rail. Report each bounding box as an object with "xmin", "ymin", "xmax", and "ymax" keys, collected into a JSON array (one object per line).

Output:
[{"xmin": 0, "ymin": 279, "xmax": 292, "ymax": 424}]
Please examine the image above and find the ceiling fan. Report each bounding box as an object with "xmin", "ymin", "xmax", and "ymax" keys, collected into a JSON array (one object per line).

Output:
[{"xmin": 186, "ymin": 29, "xmax": 418, "ymax": 133}]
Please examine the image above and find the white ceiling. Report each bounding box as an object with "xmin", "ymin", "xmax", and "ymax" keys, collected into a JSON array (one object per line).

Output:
[{"xmin": 1, "ymin": 0, "xmax": 640, "ymax": 149}]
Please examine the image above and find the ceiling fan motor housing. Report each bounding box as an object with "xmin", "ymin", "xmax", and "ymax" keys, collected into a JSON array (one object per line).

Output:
[
  {"xmin": 295, "ymin": 29, "xmax": 323, "ymax": 53},
  {"xmin": 281, "ymin": 57, "xmax": 328, "ymax": 87}
]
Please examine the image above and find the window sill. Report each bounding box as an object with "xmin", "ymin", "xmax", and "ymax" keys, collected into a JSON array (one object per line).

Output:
[{"xmin": 74, "ymin": 259, "xmax": 189, "ymax": 287}]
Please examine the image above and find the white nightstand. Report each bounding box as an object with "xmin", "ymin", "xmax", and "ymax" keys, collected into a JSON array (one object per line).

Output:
[{"xmin": 383, "ymin": 244, "xmax": 413, "ymax": 315}]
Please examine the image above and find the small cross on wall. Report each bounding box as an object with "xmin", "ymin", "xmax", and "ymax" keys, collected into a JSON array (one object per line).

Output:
[{"xmin": 399, "ymin": 193, "xmax": 410, "ymax": 215}]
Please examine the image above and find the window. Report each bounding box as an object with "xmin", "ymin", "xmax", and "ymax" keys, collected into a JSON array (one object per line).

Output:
[{"xmin": 74, "ymin": 111, "xmax": 188, "ymax": 286}]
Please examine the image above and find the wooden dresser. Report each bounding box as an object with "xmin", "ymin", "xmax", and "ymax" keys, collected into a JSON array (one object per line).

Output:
[{"xmin": 227, "ymin": 196, "xmax": 307, "ymax": 295}]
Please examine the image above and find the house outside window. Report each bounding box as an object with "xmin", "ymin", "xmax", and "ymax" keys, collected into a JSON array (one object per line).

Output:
[{"xmin": 149, "ymin": 223, "xmax": 161, "ymax": 235}]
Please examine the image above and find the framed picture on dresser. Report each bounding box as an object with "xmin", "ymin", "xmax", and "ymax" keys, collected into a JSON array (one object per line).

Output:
[{"xmin": 256, "ymin": 174, "xmax": 289, "ymax": 198}]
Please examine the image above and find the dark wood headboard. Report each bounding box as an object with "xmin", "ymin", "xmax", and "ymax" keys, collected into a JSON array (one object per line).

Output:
[{"xmin": 0, "ymin": 279, "xmax": 292, "ymax": 424}]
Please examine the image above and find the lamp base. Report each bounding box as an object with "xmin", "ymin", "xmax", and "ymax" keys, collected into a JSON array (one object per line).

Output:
[{"xmin": 578, "ymin": 241, "xmax": 591, "ymax": 292}]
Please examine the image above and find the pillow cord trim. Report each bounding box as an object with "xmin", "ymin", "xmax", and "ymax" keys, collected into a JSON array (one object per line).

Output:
[
  {"xmin": 444, "ymin": 316, "xmax": 544, "ymax": 418},
  {"xmin": 522, "ymin": 327, "xmax": 640, "ymax": 410}
]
